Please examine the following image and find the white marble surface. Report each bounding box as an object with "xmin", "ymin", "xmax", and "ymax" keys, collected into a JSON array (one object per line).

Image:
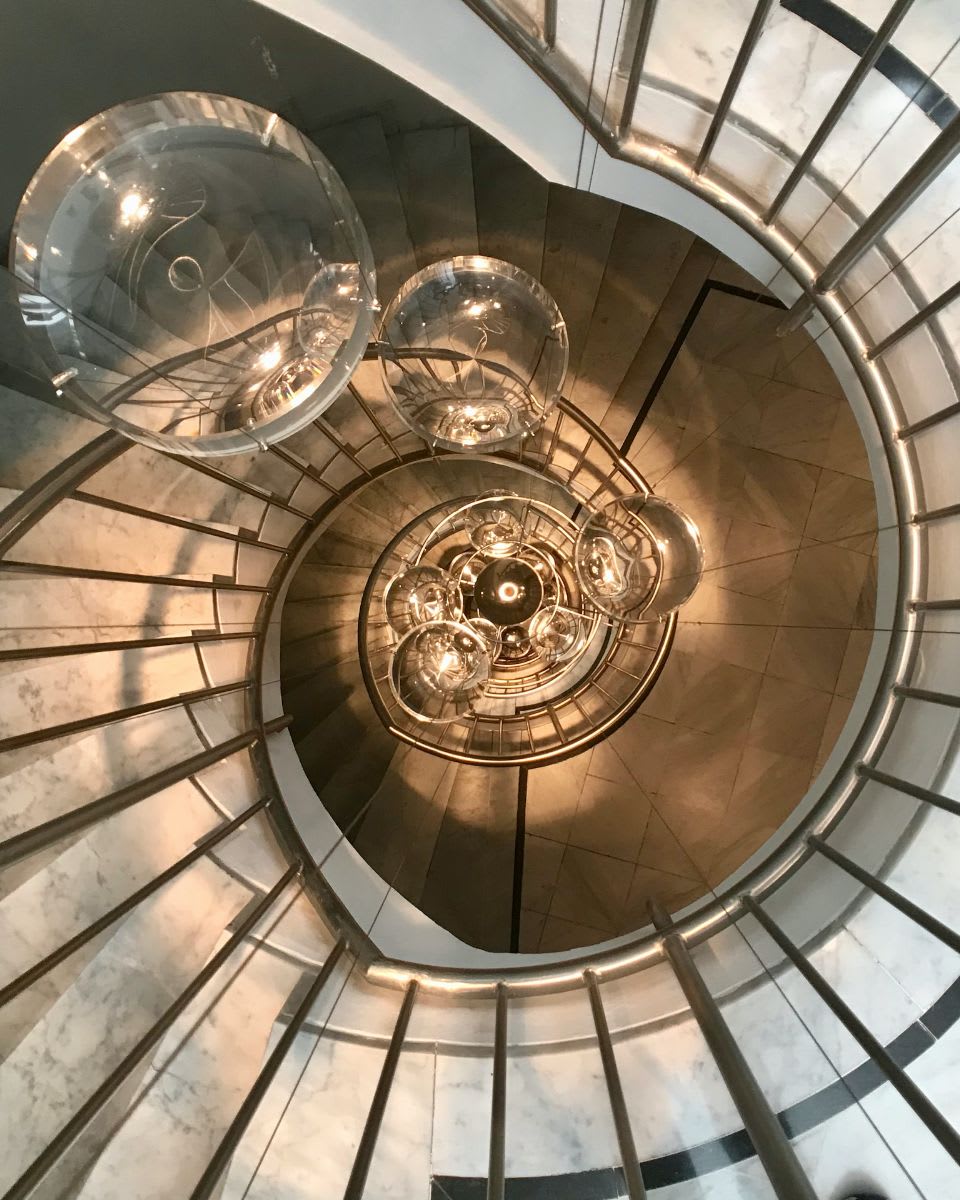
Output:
[
  {"xmin": 79, "ymin": 939, "xmax": 301, "ymax": 1200},
  {"xmin": 0, "ymin": 858, "xmax": 251, "ymax": 1195},
  {"xmin": 504, "ymin": 1043, "xmax": 621, "ymax": 1175},
  {"xmin": 242, "ymin": 1031, "xmax": 387, "ymax": 1198},
  {"xmin": 431, "ymin": 1049, "xmax": 494, "ymax": 1178},
  {"xmin": 0, "ymin": 641, "xmax": 210, "ymax": 741},
  {"xmin": 364, "ymin": 1046, "xmax": 435, "ymax": 1198},
  {"xmin": 0, "ymin": 486, "xmax": 236, "ymax": 579}
]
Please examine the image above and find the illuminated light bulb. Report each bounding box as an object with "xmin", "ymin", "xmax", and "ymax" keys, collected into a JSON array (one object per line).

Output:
[
  {"xmin": 464, "ymin": 494, "xmax": 525, "ymax": 559},
  {"xmin": 119, "ymin": 190, "xmax": 153, "ymax": 225},
  {"xmin": 530, "ymin": 608, "xmax": 586, "ymax": 664},
  {"xmin": 257, "ymin": 345, "xmax": 282, "ymax": 372},
  {"xmin": 575, "ymin": 494, "xmax": 704, "ymax": 622},
  {"xmin": 389, "ymin": 620, "xmax": 490, "ymax": 722}
]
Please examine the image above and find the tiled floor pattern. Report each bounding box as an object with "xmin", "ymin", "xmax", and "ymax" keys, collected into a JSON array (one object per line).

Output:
[{"xmin": 519, "ymin": 261, "xmax": 878, "ymax": 952}]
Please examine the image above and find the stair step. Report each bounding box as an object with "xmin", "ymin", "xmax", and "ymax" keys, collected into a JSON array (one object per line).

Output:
[
  {"xmin": 540, "ymin": 185, "xmax": 620, "ymax": 385},
  {"xmin": 311, "ymin": 114, "xmax": 418, "ymax": 307},
  {"xmin": 471, "ymin": 128, "xmax": 550, "ymax": 281},
  {"xmin": 388, "ymin": 126, "xmax": 479, "ymax": 269}
]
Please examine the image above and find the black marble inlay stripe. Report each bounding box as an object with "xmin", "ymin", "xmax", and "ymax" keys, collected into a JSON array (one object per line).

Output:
[
  {"xmin": 432, "ymin": 971, "xmax": 960, "ymax": 1196},
  {"xmin": 619, "ymin": 278, "xmax": 785, "ymax": 458},
  {"xmin": 783, "ymin": 0, "xmax": 959, "ymax": 130}
]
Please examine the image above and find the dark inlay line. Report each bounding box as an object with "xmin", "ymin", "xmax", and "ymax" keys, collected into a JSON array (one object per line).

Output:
[
  {"xmin": 618, "ymin": 279, "xmax": 785, "ymax": 458},
  {"xmin": 432, "ymin": 972, "xmax": 960, "ymax": 1196},
  {"xmin": 509, "ymin": 767, "xmax": 529, "ymax": 952},
  {"xmin": 782, "ymin": 0, "xmax": 959, "ymax": 131}
]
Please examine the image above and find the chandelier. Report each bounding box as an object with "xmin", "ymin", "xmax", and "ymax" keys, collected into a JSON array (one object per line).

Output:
[{"xmin": 375, "ymin": 486, "xmax": 702, "ymax": 733}]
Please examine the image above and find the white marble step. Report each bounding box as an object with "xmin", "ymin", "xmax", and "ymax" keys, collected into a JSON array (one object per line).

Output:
[
  {"xmin": 0, "ymin": 776, "xmax": 224, "ymax": 1059},
  {"xmin": 0, "ymin": 856, "xmax": 253, "ymax": 1198},
  {"xmin": 0, "ymin": 385, "xmax": 102, "ymax": 492},
  {"xmin": 75, "ymin": 927, "xmax": 303, "ymax": 1200}
]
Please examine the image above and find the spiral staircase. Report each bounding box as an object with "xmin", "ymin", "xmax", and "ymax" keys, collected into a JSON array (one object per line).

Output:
[{"xmin": 3, "ymin": 1, "xmax": 960, "ymax": 1199}]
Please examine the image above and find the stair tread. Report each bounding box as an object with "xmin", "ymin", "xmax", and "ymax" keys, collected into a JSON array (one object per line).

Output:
[
  {"xmin": 311, "ymin": 114, "xmax": 418, "ymax": 306},
  {"xmin": 388, "ymin": 126, "xmax": 479, "ymax": 269}
]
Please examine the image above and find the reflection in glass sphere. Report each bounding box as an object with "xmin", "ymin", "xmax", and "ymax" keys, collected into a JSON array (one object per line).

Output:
[
  {"xmin": 379, "ymin": 256, "xmax": 568, "ymax": 451},
  {"xmin": 499, "ymin": 625, "xmax": 533, "ymax": 657},
  {"xmin": 467, "ymin": 617, "xmax": 501, "ymax": 653},
  {"xmin": 390, "ymin": 621, "xmax": 490, "ymax": 721},
  {"xmin": 11, "ymin": 92, "xmax": 376, "ymax": 456},
  {"xmin": 530, "ymin": 608, "xmax": 586, "ymax": 663},
  {"xmin": 575, "ymin": 494, "xmax": 703, "ymax": 622},
  {"xmin": 464, "ymin": 495, "xmax": 526, "ymax": 558},
  {"xmin": 384, "ymin": 565, "xmax": 463, "ymax": 635}
]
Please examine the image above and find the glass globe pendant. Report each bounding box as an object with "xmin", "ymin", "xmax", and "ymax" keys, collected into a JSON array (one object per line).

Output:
[
  {"xmin": 384, "ymin": 565, "xmax": 463, "ymax": 635},
  {"xmin": 11, "ymin": 92, "xmax": 377, "ymax": 456},
  {"xmin": 574, "ymin": 494, "xmax": 704, "ymax": 622},
  {"xmin": 389, "ymin": 621, "xmax": 491, "ymax": 722},
  {"xmin": 378, "ymin": 256, "xmax": 568, "ymax": 451}
]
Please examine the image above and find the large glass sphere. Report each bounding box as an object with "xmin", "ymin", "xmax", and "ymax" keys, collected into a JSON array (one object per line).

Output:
[
  {"xmin": 384, "ymin": 565, "xmax": 463, "ymax": 635},
  {"xmin": 379, "ymin": 256, "xmax": 568, "ymax": 451},
  {"xmin": 464, "ymin": 494, "xmax": 527, "ymax": 558},
  {"xmin": 10, "ymin": 92, "xmax": 376, "ymax": 455},
  {"xmin": 574, "ymin": 494, "xmax": 704, "ymax": 622},
  {"xmin": 389, "ymin": 621, "xmax": 490, "ymax": 722},
  {"xmin": 530, "ymin": 608, "xmax": 586, "ymax": 663}
]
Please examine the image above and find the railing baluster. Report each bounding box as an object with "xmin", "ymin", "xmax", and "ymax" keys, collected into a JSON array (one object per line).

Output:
[
  {"xmin": 487, "ymin": 982, "xmax": 508, "ymax": 1200},
  {"xmin": 0, "ymin": 796, "xmax": 271, "ymax": 1007},
  {"xmin": 764, "ymin": 0, "xmax": 916, "ymax": 224},
  {"xmin": 808, "ymin": 835, "xmax": 960, "ymax": 956},
  {"xmin": 586, "ymin": 971, "xmax": 647, "ymax": 1198},
  {"xmin": 0, "ymin": 629, "xmax": 253, "ymax": 664},
  {"xmin": 651, "ymin": 902, "xmax": 817, "ymax": 1200},
  {"xmin": 0, "ymin": 716, "xmax": 290, "ymax": 869},
  {"xmin": 0, "ymin": 678, "xmax": 252, "ymax": 758},
  {"xmin": 867, "ymin": 277, "xmax": 960, "ymax": 361},
  {"xmin": 543, "ymin": 0, "xmax": 558, "ymax": 50},
  {"xmin": 1, "ymin": 865, "xmax": 300, "ymax": 1200},
  {"xmin": 70, "ymin": 489, "xmax": 289, "ymax": 553},
  {"xmin": 694, "ymin": 0, "xmax": 776, "ymax": 174},
  {"xmin": 857, "ymin": 764, "xmax": 960, "ymax": 817},
  {"xmin": 899, "ymin": 400, "xmax": 960, "ymax": 439},
  {"xmin": 893, "ymin": 684, "xmax": 960, "ymax": 708},
  {"xmin": 343, "ymin": 979, "xmax": 419, "ymax": 1199},
  {"xmin": 190, "ymin": 940, "xmax": 348, "ymax": 1200},
  {"xmin": 170, "ymin": 456, "xmax": 312, "ymax": 520},
  {"xmin": 801, "ymin": 111, "xmax": 960, "ymax": 299},
  {"xmin": 617, "ymin": 0, "xmax": 658, "ymax": 137},
  {"xmin": 744, "ymin": 897, "xmax": 960, "ymax": 1166},
  {"xmin": 0, "ymin": 559, "xmax": 268, "ymax": 592}
]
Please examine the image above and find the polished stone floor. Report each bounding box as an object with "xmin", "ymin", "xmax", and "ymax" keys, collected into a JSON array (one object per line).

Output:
[{"xmin": 518, "ymin": 243, "xmax": 877, "ymax": 952}]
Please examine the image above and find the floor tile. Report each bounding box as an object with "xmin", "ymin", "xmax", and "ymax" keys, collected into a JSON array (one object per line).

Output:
[
  {"xmin": 525, "ymin": 754, "xmax": 591, "ymax": 843},
  {"xmin": 538, "ymin": 914, "xmax": 612, "ymax": 952},
  {"xmin": 822, "ymin": 403, "xmax": 872, "ymax": 479},
  {"xmin": 780, "ymin": 542, "xmax": 871, "ymax": 629},
  {"xmin": 548, "ymin": 847, "xmax": 635, "ymax": 932},
  {"xmin": 714, "ymin": 519, "xmax": 802, "ymax": 604},
  {"xmin": 734, "ymin": 445, "xmax": 820, "ymax": 534},
  {"xmin": 835, "ymin": 629, "xmax": 873, "ymax": 699},
  {"xmin": 568, "ymin": 774, "xmax": 651, "ymax": 862},
  {"xmin": 636, "ymin": 809, "xmax": 703, "ymax": 880},
  {"xmin": 658, "ymin": 725, "xmax": 745, "ymax": 811},
  {"xmin": 728, "ymin": 744, "xmax": 815, "ymax": 822},
  {"xmin": 815, "ymin": 694, "xmax": 854, "ymax": 774},
  {"xmin": 804, "ymin": 468, "xmax": 877, "ymax": 551},
  {"xmin": 747, "ymin": 675, "xmax": 833, "ymax": 760},
  {"xmin": 750, "ymin": 381, "xmax": 840, "ymax": 467},
  {"xmin": 517, "ymin": 909, "xmax": 546, "ymax": 953},
  {"xmin": 674, "ymin": 656, "xmax": 764, "ymax": 739},
  {"xmin": 619, "ymin": 865, "xmax": 704, "ymax": 928},
  {"xmin": 766, "ymin": 625, "xmax": 850, "ymax": 693},
  {"xmin": 605, "ymin": 713, "xmax": 676, "ymax": 795},
  {"xmin": 586, "ymin": 740, "xmax": 636, "ymax": 787},
  {"xmin": 521, "ymin": 835, "xmax": 565, "ymax": 915}
]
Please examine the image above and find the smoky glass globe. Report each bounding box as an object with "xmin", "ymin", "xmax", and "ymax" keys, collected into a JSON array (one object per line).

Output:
[
  {"xmin": 378, "ymin": 256, "xmax": 568, "ymax": 451},
  {"xmin": 574, "ymin": 494, "xmax": 704, "ymax": 622},
  {"xmin": 10, "ymin": 92, "xmax": 376, "ymax": 456}
]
